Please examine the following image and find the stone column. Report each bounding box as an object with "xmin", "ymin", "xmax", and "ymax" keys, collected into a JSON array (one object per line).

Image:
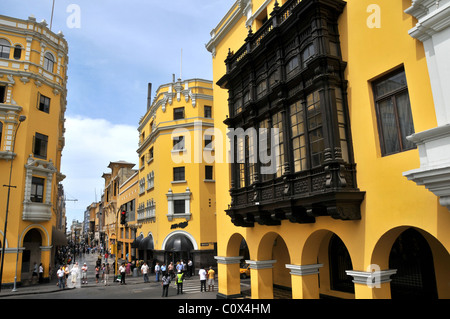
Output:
[
  {"xmin": 247, "ymin": 259, "xmax": 276, "ymax": 299},
  {"xmin": 214, "ymin": 256, "xmax": 243, "ymax": 299},
  {"xmin": 286, "ymin": 263, "xmax": 323, "ymax": 299}
]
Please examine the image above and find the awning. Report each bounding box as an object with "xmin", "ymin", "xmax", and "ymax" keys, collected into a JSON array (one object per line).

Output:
[
  {"xmin": 138, "ymin": 235, "xmax": 154, "ymax": 250},
  {"xmin": 165, "ymin": 234, "xmax": 194, "ymax": 252},
  {"xmin": 52, "ymin": 227, "xmax": 68, "ymax": 246},
  {"xmin": 131, "ymin": 234, "xmax": 143, "ymax": 248}
]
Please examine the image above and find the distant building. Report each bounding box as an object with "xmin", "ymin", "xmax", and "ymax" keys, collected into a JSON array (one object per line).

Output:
[{"xmin": 136, "ymin": 78, "xmax": 216, "ymax": 270}]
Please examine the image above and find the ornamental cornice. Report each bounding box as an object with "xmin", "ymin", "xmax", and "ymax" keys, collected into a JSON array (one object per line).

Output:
[{"xmin": 405, "ymin": 0, "xmax": 450, "ymax": 41}]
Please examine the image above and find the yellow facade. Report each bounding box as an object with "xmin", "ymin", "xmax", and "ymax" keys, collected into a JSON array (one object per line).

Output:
[
  {"xmin": 0, "ymin": 15, "xmax": 68, "ymax": 286},
  {"xmin": 207, "ymin": 0, "xmax": 450, "ymax": 299},
  {"xmin": 137, "ymin": 78, "xmax": 217, "ymax": 269},
  {"xmin": 116, "ymin": 168, "xmax": 139, "ymax": 261},
  {"xmin": 101, "ymin": 161, "xmax": 137, "ymax": 262}
]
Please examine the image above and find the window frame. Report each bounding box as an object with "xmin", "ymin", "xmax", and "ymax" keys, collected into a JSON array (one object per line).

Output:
[
  {"xmin": 0, "ymin": 39, "xmax": 10, "ymax": 59},
  {"xmin": 173, "ymin": 166, "xmax": 185, "ymax": 182},
  {"xmin": 31, "ymin": 176, "xmax": 45, "ymax": 203},
  {"xmin": 372, "ymin": 68, "xmax": 416, "ymax": 156},
  {"xmin": 43, "ymin": 52, "xmax": 55, "ymax": 73},
  {"xmin": 173, "ymin": 107, "xmax": 185, "ymax": 120},
  {"xmin": 33, "ymin": 132, "xmax": 48, "ymax": 159},
  {"xmin": 38, "ymin": 93, "xmax": 50, "ymax": 113},
  {"xmin": 204, "ymin": 106, "xmax": 212, "ymax": 118},
  {"xmin": 205, "ymin": 165, "xmax": 213, "ymax": 180}
]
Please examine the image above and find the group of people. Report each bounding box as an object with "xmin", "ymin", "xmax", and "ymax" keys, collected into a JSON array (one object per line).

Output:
[{"xmin": 159, "ymin": 264, "xmax": 215, "ymax": 297}]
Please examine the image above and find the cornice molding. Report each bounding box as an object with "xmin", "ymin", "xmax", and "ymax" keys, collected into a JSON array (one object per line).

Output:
[{"xmin": 405, "ymin": 0, "xmax": 450, "ymax": 41}]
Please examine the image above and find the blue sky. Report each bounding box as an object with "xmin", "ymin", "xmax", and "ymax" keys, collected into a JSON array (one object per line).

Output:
[{"xmin": 1, "ymin": 0, "xmax": 235, "ymax": 225}]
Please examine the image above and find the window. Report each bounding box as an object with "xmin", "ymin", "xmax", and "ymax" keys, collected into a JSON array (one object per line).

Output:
[
  {"xmin": 290, "ymin": 101, "xmax": 307, "ymax": 172},
  {"xmin": 13, "ymin": 45, "xmax": 22, "ymax": 60},
  {"xmin": 204, "ymin": 106, "xmax": 212, "ymax": 118},
  {"xmin": 0, "ymin": 121, "xmax": 3, "ymax": 146},
  {"xmin": 205, "ymin": 165, "xmax": 213, "ymax": 180},
  {"xmin": 38, "ymin": 94, "xmax": 50, "ymax": 113},
  {"xmin": 256, "ymin": 80, "xmax": 267, "ymax": 98},
  {"xmin": 307, "ymin": 90, "xmax": 324, "ymax": 167},
  {"xmin": 31, "ymin": 177, "xmax": 45, "ymax": 203},
  {"xmin": 234, "ymin": 99, "xmax": 242, "ymax": 115},
  {"xmin": 204, "ymin": 135, "xmax": 213, "ymax": 149},
  {"xmin": 33, "ymin": 133, "xmax": 48, "ymax": 159},
  {"xmin": 372, "ymin": 69, "xmax": 415, "ymax": 156},
  {"xmin": 301, "ymin": 44, "xmax": 315, "ymax": 66},
  {"xmin": 269, "ymin": 70, "xmax": 279, "ymax": 86},
  {"xmin": 174, "ymin": 200, "xmax": 185, "ymax": 214},
  {"xmin": 286, "ymin": 56, "xmax": 299, "ymax": 74},
  {"xmin": 149, "ymin": 147, "xmax": 154, "ymax": 161},
  {"xmin": 173, "ymin": 136, "xmax": 185, "ymax": 151},
  {"xmin": 173, "ymin": 167, "xmax": 185, "ymax": 181},
  {"xmin": 173, "ymin": 107, "xmax": 185, "ymax": 120},
  {"xmin": 43, "ymin": 52, "xmax": 55, "ymax": 73},
  {"xmin": 0, "ymin": 39, "xmax": 10, "ymax": 59},
  {"xmin": 272, "ymin": 111, "xmax": 285, "ymax": 177},
  {"xmin": 0, "ymin": 85, "xmax": 6, "ymax": 103}
]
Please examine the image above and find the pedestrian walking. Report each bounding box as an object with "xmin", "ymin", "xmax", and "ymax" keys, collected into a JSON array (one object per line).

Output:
[
  {"xmin": 154, "ymin": 262, "xmax": 161, "ymax": 282},
  {"xmin": 207, "ymin": 266, "xmax": 215, "ymax": 292},
  {"xmin": 95, "ymin": 265, "xmax": 100, "ymax": 283},
  {"xmin": 104, "ymin": 263, "xmax": 110, "ymax": 286},
  {"xmin": 161, "ymin": 273, "xmax": 171, "ymax": 297},
  {"xmin": 57, "ymin": 266, "xmax": 65, "ymax": 289},
  {"xmin": 81, "ymin": 262, "xmax": 88, "ymax": 284},
  {"xmin": 119, "ymin": 263, "xmax": 126, "ymax": 285},
  {"xmin": 199, "ymin": 266, "xmax": 207, "ymax": 292},
  {"xmin": 161, "ymin": 263, "xmax": 167, "ymax": 276},
  {"xmin": 38, "ymin": 263, "xmax": 44, "ymax": 284},
  {"xmin": 176, "ymin": 270, "xmax": 184, "ymax": 295},
  {"xmin": 187, "ymin": 260, "xmax": 193, "ymax": 277},
  {"xmin": 70, "ymin": 262, "xmax": 79, "ymax": 288},
  {"xmin": 141, "ymin": 262, "xmax": 149, "ymax": 283},
  {"xmin": 168, "ymin": 262, "xmax": 174, "ymax": 280}
]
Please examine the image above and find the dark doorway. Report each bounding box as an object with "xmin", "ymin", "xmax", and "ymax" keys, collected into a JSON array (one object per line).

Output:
[
  {"xmin": 329, "ymin": 234, "xmax": 354, "ymax": 294},
  {"xmin": 389, "ymin": 228, "xmax": 438, "ymax": 299}
]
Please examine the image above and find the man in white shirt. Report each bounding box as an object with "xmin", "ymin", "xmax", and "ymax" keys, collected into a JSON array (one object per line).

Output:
[
  {"xmin": 141, "ymin": 262, "xmax": 149, "ymax": 283},
  {"xmin": 119, "ymin": 263, "xmax": 126, "ymax": 285},
  {"xmin": 198, "ymin": 266, "xmax": 207, "ymax": 292},
  {"xmin": 81, "ymin": 263, "xmax": 88, "ymax": 284},
  {"xmin": 57, "ymin": 266, "xmax": 65, "ymax": 289}
]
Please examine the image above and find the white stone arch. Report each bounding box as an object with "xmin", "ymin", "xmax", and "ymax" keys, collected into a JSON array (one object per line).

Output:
[
  {"xmin": 161, "ymin": 230, "xmax": 199, "ymax": 251},
  {"xmin": 19, "ymin": 224, "xmax": 51, "ymax": 247}
]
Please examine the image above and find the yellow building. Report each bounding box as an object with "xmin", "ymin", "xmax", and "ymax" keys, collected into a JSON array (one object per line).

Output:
[
  {"xmin": 207, "ymin": 0, "xmax": 450, "ymax": 299},
  {"xmin": 136, "ymin": 78, "xmax": 216, "ymax": 270},
  {"xmin": 117, "ymin": 168, "xmax": 139, "ymax": 261},
  {"xmin": 0, "ymin": 15, "xmax": 68, "ymax": 287},
  {"xmin": 101, "ymin": 161, "xmax": 137, "ymax": 261}
]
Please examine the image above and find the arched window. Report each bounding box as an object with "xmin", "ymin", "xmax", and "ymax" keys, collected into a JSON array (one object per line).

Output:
[
  {"xmin": 329, "ymin": 234, "xmax": 354, "ymax": 293},
  {"xmin": 43, "ymin": 52, "xmax": 55, "ymax": 72},
  {"xmin": 13, "ymin": 45, "xmax": 22, "ymax": 60},
  {"xmin": 0, "ymin": 39, "xmax": 11, "ymax": 59}
]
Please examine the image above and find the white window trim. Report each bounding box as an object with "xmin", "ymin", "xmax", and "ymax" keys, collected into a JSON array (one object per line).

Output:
[{"xmin": 166, "ymin": 187, "xmax": 191, "ymax": 221}]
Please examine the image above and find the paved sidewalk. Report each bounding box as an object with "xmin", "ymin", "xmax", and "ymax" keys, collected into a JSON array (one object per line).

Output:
[
  {"xmin": 0, "ymin": 253, "xmax": 209, "ymax": 298},
  {"xmin": 0, "ymin": 253, "xmax": 171, "ymax": 298}
]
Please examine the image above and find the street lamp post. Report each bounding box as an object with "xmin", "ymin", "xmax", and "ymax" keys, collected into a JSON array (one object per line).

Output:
[{"xmin": 0, "ymin": 115, "xmax": 26, "ymax": 292}]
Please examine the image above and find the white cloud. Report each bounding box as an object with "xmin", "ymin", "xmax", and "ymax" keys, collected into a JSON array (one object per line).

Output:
[{"xmin": 61, "ymin": 116, "xmax": 138, "ymax": 223}]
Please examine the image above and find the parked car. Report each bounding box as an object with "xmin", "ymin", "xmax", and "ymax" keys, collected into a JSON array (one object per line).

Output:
[{"xmin": 240, "ymin": 263, "xmax": 250, "ymax": 279}]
